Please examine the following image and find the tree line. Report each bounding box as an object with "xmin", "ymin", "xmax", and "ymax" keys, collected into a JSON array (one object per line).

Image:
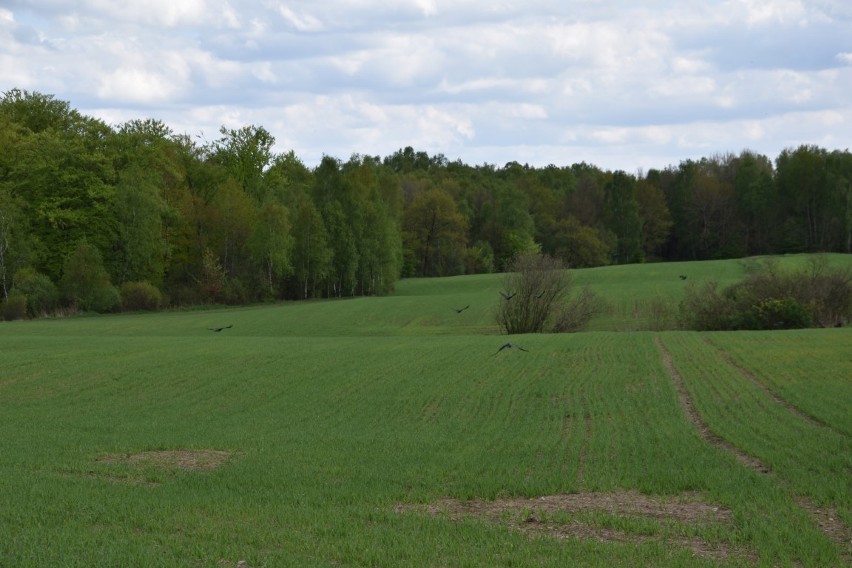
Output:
[{"xmin": 1, "ymin": 89, "xmax": 851, "ymax": 316}]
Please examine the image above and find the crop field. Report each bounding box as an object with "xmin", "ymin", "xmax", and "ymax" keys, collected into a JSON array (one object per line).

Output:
[{"xmin": 0, "ymin": 254, "xmax": 850, "ymax": 566}]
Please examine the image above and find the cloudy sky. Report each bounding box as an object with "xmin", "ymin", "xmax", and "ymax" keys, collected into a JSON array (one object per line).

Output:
[{"xmin": 2, "ymin": 0, "xmax": 851, "ymax": 171}]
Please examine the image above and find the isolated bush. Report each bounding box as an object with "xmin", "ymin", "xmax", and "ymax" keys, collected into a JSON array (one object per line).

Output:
[
  {"xmin": 552, "ymin": 287, "xmax": 601, "ymax": 332},
  {"xmin": 60, "ymin": 240, "xmax": 120, "ymax": 312},
  {"xmin": 679, "ymin": 280, "xmax": 738, "ymax": 331},
  {"xmin": 679, "ymin": 256, "xmax": 852, "ymax": 330},
  {"xmin": 497, "ymin": 252, "xmax": 601, "ymax": 334},
  {"xmin": 120, "ymin": 281, "xmax": 162, "ymax": 311},
  {"xmin": 11, "ymin": 267, "xmax": 58, "ymax": 317},
  {"xmin": 2, "ymin": 292, "xmax": 27, "ymax": 321}
]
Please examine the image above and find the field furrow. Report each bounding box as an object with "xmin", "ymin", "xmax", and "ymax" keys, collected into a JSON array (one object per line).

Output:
[{"xmin": 658, "ymin": 332, "xmax": 852, "ymax": 564}]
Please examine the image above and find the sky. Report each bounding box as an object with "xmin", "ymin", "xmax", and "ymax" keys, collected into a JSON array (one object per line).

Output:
[{"xmin": 1, "ymin": 0, "xmax": 851, "ymax": 172}]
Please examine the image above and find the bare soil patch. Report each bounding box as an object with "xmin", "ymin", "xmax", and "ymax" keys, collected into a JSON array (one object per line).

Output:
[
  {"xmin": 396, "ymin": 491, "xmax": 751, "ymax": 562},
  {"xmin": 795, "ymin": 497, "xmax": 852, "ymax": 565},
  {"xmin": 97, "ymin": 449, "xmax": 236, "ymax": 471}
]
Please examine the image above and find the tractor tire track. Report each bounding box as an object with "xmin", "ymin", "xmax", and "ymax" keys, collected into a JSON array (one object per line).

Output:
[
  {"xmin": 655, "ymin": 337, "xmax": 771, "ymax": 474},
  {"xmin": 702, "ymin": 336, "xmax": 837, "ymax": 434},
  {"xmin": 656, "ymin": 336, "xmax": 852, "ymax": 564}
]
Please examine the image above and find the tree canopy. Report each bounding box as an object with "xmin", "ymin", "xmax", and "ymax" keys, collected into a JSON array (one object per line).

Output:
[{"xmin": 3, "ymin": 89, "xmax": 852, "ymax": 316}]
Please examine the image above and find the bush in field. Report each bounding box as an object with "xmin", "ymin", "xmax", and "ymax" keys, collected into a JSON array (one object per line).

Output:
[
  {"xmin": 552, "ymin": 287, "xmax": 602, "ymax": 332},
  {"xmin": 11, "ymin": 267, "xmax": 58, "ymax": 317},
  {"xmin": 2, "ymin": 292, "xmax": 27, "ymax": 321},
  {"xmin": 497, "ymin": 252, "xmax": 600, "ymax": 334},
  {"xmin": 120, "ymin": 281, "xmax": 162, "ymax": 311},
  {"xmin": 680, "ymin": 256, "xmax": 852, "ymax": 330},
  {"xmin": 60, "ymin": 240, "xmax": 120, "ymax": 313}
]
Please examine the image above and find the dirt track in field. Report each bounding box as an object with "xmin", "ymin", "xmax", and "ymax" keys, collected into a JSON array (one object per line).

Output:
[{"xmin": 655, "ymin": 336, "xmax": 851, "ymax": 564}]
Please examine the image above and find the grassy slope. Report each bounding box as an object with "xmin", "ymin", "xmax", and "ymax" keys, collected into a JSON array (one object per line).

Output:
[{"xmin": 0, "ymin": 254, "xmax": 850, "ymax": 567}]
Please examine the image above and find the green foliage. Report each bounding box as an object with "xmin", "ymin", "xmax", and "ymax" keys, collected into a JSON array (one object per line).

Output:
[
  {"xmin": 119, "ymin": 281, "xmax": 163, "ymax": 311},
  {"xmin": 635, "ymin": 178, "xmax": 673, "ymax": 259},
  {"xmin": 679, "ymin": 257, "xmax": 852, "ymax": 330},
  {"xmin": 0, "ymin": 186, "xmax": 34, "ymax": 300},
  {"xmin": 199, "ymin": 247, "xmax": 226, "ymax": 303},
  {"xmin": 464, "ymin": 240, "xmax": 494, "ymax": 274},
  {"xmin": 248, "ymin": 199, "xmax": 292, "ymax": 298},
  {"xmin": 604, "ymin": 171, "xmax": 643, "ymax": 263},
  {"xmin": 59, "ymin": 240, "xmax": 120, "ymax": 312},
  {"xmin": 551, "ymin": 216, "xmax": 612, "ymax": 268},
  {"xmin": 4, "ymin": 88, "xmax": 852, "ymax": 316},
  {"xmin": 11, "ymin": 266, "xmax": 58, "ymax": 317},
  {"xmin": 2, "ymin": 291, "xmax": 27, "ymax": 320},
  {"xmin": 211, "ymin": 124, "xmax": 275, "ymax": 199},
  {"xmin": 113, "ymin": 164, "xmax": 168, "ymax": 286},
  {"xmin": 403, "ymin": 188, "xmax": 467, "ymax": 277},
  {"xmin": 740, "ymin": 297, "xmax": 811, "ymax": 330}
]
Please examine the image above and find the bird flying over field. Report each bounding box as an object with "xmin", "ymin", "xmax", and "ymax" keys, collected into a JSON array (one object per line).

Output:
[
  {"xmin": 452, "ymin": 305, "xmax": 470, "ymax": 314},
  {"xmin": 534, "ymin": 290, "xmax": 545, "ymax": 299},
  {"xmin": 208, "ymin": 325, "xmax": 233, "ymax": 332},
  {"xmin": 679, "ymin": 275, "xmax": 688, "ymax": 280},
  {"xmin": 500, "ymin": 291, "xmax": 516, "ymax": 300},
  {"xmin": 493, "ymin": 342, "xmax": 528, "ymax": 355}
]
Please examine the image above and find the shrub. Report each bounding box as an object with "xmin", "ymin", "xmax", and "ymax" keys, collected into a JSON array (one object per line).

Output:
[
  {"xmin": 497, "ymin": 252, "xmax": 602, "ymax": 334},
  {"xmin": 679, "ymin": 280, "xmax": 739, "ymax": 331},
  {"xmin": 679, "ymin": 257, "xmax": 852, "ymax": 331},
  {"xmin": 741, "ymin": 297, "xmax": 811, "ymax": 330},
  {"xmin": 91, "ymin": 284, "xmax": 121, "ymax": 313},
  {"xmin": 552, "ymin": 287, "xmax": 602, "ymax": 332},
  {"xmin": 2, "ymin": 292, "xmax": 27, "ymax": 321},
  {"xmin": 11, "ymin": 267, "xmax": 58, "ymax": 317},
  {"xmin": 120, "ymin": 281, "xmax": 162, "ymax": 311}
]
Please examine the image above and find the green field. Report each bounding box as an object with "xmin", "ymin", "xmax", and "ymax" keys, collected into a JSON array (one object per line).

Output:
[{"xmin": 1, "ymin": 255, "xmax": 850, "ymax": 566}]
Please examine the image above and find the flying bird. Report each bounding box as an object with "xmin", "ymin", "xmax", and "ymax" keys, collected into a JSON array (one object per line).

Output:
[
  {"xmin": 452, "ymin": 305, "xmax": 470, "ymax": 314},
  {"xmin": 534, "ymin": 290, "xmax": 545, "ymax": 299},
  {"xmin": 208, "ymin": 325, "xmax": 233, "ymax": 332},
  {"xmin": 500, "ymin": 291, "xmax": 516, "ymax": 300},
  {"xmin": 679, "ymin": 275, "xmax": 688, "ymax": 280},
  {"xmin": 493, "ymin": 342, "xmax": 528, "ymax": 355}
]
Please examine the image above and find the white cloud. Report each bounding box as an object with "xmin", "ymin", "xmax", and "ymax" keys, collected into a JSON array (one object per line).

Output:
[
  {"xmin": 97, "ymin": 68, "xmax": 181, "ymax": 103},
  {"xmin": 0, "ymin": 0, "xmax": 850, "ymax": 170},
  {"xmin": 277, "ymin": 5, "xmax": 324, "ymax": 32},
  {"xmin": 732, "ymin": 0, "xmax": 807, "ymax": 26}
]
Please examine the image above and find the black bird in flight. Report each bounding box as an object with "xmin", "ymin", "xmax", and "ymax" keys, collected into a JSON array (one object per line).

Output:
[
  {"xmin": 679, "ymin": 275, "xmax": 688, "ymax": 280},
  {"xmin": 452, "ymin": 305, "xmax": 470, "ymax": 314},
  {"xmin": 493, "ymin": 342, "xmax": 528, "ymax": 355},
  {"xmin": 208, "ymin": 325, "xmax": 233, "ymax": 332},
  {"xmin": 500, "ymin": 291, "xmax": 516, "ymax": 300}
]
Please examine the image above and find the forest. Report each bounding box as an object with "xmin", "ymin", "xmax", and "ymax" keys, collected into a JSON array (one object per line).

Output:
[{"xmin": 1, "ymin": 88, "xmax": 852, "ymax": 316}]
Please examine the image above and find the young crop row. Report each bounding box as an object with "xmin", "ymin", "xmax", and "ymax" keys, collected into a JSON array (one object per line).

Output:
[{"xmin": 659, "ymin": 331, "xmax": 851, "ymax": 564}]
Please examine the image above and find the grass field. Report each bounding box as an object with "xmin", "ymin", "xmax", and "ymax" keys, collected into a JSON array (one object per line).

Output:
[{"xmin": 1, "ymin": 254, "xmax": 850, "ymax": 566}]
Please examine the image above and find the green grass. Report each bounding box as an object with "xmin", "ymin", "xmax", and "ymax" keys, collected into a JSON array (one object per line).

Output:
[{"xmin": 1, "ymin": 254, "xmax": 850, "ymax": 566}]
